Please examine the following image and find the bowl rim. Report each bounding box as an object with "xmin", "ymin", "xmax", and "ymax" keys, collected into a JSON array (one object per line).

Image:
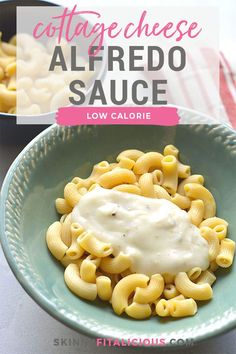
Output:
[{"xmin": 1, "ymin": 108, "xmax": 236, "ymax": 347}]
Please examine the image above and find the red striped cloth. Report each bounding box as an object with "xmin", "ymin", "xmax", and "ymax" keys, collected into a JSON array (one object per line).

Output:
[
  {"xmin": 144, "ymin": 51, "xmax": 236, "ymax": 127},
  {"xmin": 220, "ymin": 53, "xmax": 236, "ymax": 128}
]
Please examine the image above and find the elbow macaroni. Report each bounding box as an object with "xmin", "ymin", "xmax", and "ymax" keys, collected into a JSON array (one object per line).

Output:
[
  {"xmin": 46, "ymin": 145, "xmax": 235, "ymax": 320},
  {"xmin": 184, "ymin": 183, "xmax": 216, "ymax": 219},
  {"xmin": 188, "ymin": 199, "xmax": 205, "ymax": 226},
  {"xmin": 0, "ymin": 33, "xmax": 16, "ymax": 113},
  {"xmin": 133, "ymin": 152, "xmax": 163, "ymax": 174},
  {"xmin": 100, "ymin": 252, "xmax": 132, "ymax": 274},
  {"xmin": 133, "ymin": 274, "xmax": 164, "ymax": 304},
  {"xmin": 161, "ymin": 155, "xmax": 178, "ymax": 194},
  {"xmin": 78, "ymin": 232, "xmax": 113, "ymax": 258},
  {"xmin": 200, "ymin": 226, "xmax": 220, "ymax": 262},
  {"xmin": 216, "ymin": 239, "xmax": 235, "ymax": 268},
  {"xmin": 138, "ymin": 173, "xmax": 155, "ymax": 197},
  {"xmin": 175, "ymin": 272, "xmax": 213, "ymax": 300},
  {"xmin": 111, "ymin": 274, "xmax": 149, "ymax": 315},
  {"xmin": 96, "ymin": 276, "xmax": 112, "ymax": 301},
  {"xmin": 64, "ymin": 263, "xmax": 97, "ymax": 301},
  {"xmin": 46, "ymin": 222, "xmax": 68, "ymax": 260},
  {"xmin": 99, "ymin": 169, "xmax": 136, "ymax": 188},
  {"xmin": 80, "ymin": 255, "xmax": 101, "ymax": 283}
]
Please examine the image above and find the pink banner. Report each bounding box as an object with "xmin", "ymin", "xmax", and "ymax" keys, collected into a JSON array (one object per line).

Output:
[{"xmin": 56, "ymin": 106, "xmax": 179, "ymax": 126}]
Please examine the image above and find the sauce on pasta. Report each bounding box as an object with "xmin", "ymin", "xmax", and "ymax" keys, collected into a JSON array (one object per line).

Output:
[{"xmin": 72, "ymin": 187, "xmax": 209, "ymax": 275}]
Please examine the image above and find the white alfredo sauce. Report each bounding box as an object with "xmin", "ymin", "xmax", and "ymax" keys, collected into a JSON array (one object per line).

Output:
[{"xmin": 72, "ymin": 187, "xmax": 209, "ymax": 276}]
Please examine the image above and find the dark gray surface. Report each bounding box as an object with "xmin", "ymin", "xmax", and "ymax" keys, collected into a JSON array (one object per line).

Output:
[{"xmin": 0, "ymin": 126, "xmax": 47, "ymax": 187}]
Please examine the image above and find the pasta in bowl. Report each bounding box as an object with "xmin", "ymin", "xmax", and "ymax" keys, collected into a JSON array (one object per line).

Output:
[
  {"xmin": 46, "ymin": 146, "xmax": 235, "ymax": 320},
  {"xmin": 1, "ymin": 119, "xmax": 236, "ymax": 346},
  {"xmin": 0, "ymin": 0, "xmax": 107, "ymax": 119},
  {"xmin": 0, "ymin": 33, "xmax": 16, "ymax": 114},
  {"xmin": 0, "ymin": 0, "xmax": 57, "ymax": 116}
]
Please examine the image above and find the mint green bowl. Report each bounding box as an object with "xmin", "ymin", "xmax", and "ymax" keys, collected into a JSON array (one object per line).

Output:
[{"xmin": 1, "ymin": 110, "xmax": 236, "ymax": 347}]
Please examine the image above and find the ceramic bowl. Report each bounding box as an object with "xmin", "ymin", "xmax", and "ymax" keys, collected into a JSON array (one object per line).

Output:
[
  {"xmin": 0, "ymin": 0, "xmax": 58, "ymax": 144},
  {"xmin": 1, "ymin": 109, "xmax": 236, "ymax": 347},
  {"xmin": 0, "ymin": 0, "xmax": 107, "ymax": 144}
]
